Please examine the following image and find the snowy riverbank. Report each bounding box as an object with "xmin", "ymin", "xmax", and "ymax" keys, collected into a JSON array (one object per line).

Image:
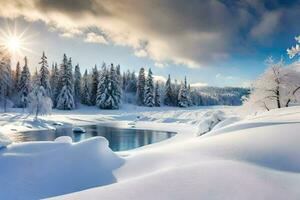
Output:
[{"xmin": 1, "ymin": 105, "xmax": 300, "ymax": 199}]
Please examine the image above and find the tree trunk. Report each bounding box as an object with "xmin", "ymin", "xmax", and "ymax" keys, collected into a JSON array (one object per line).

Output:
[{"xmin": 276, "ymin": 87, "xmax": 281, "ymax": 108}]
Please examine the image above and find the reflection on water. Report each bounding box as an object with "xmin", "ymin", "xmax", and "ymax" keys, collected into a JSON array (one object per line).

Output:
[{"xmin": 9, "ymin": 125, "xmax": 176, "ymax": 151}]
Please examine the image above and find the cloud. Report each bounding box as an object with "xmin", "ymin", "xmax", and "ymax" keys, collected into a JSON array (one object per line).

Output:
[
  {"xmin": 190, "ymin": 82, "xmax": 208, "ymax": 88},
  {"xmin": 215, "ymin": 73, "xmax": 236, "ymax": 80},
  {"xmin": 0, "ymin": 0, "xmax": 299, "ymax": 68},
  {"xmin": 153, "ymin": 75, "xmax": 167, "ymax": 83},
  {"xmin": 250, "ymin": 11, "xmax": 282, "ymax": 39},
  {"xmin": 84, "ymin": 32, "xmax": 108, "ymax": 44},
  {"xmin": 134, "ymin": 49, "xmax": 147, "ymax": 58}
]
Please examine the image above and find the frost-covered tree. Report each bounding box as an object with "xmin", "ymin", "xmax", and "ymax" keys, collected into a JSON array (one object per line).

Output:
[
  {"xmin": 287, "ymin": 35, "xmax": 300, "ymax": 58},
  {"xmin": 164, "ymin": 74, "xmax": 173, "ymax": 106},
  {"xmin": 56, "ymin": 54, "xmax": 75, "ymax": 110},
  {"xmin": 136, "ymin": 67, "xmax": 146, "ymax": 106},
  {"xmin": 90, "ymin": 65, "xmax": 99, "ymax": 105},
  {"xmin": 96, "ymin": 64, "xmax": 108, "ymax": 108},
  {"xmin": 14, "ymin": 61, "xmax": 21, "ymax": 91},
  {"xmin": 81, "ymin": 69, "xmax": 91, "ymax": 106},
  {"xmin": 154, "ymin": 81, "xmax": 161, "ymax": 107},
  {"xmin": 0, "ymin": 49, "xmax": 12, "ymax": 111},
  {"xmin": 178, "ymin": 77, "xmax": 189, "ymax": 107},
  {"xmin": 96, "ymin": 64, "xmax": 121, "ymax": 109},
  {"xmin": 38, "ymin": 52, "xmax": 51, "ymax": 97},
  {"xmin": 50, "ymin": 63, "xmax": 60, "ymax": 107},
  {"xmin": 74, "ymin": 64, "xmax": 81, "ymax": 106},
  {"xmin": 18, "ymin": 57, "xmax": 31, "ymax": 108},
  {"xmin": 144, "ymin": 68, "xmax": 154, "ymax": 107},
  {"xmin": 244, "ymin": 58, "xmax": 300, "ymax": 111},
  {"xmin": 27, "ymin": 85, "xmax": 52, "ymax": 120}
]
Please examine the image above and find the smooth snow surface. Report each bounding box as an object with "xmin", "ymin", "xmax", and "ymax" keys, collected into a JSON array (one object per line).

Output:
[{"xmin": 1, "ymin": 105, "xmax": 300, "ymax": 200}]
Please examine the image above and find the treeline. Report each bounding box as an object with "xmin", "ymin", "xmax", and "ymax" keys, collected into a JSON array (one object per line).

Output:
[{"xmin": 0, "ymin": 50, "xmax": 246, "ymax": 112}]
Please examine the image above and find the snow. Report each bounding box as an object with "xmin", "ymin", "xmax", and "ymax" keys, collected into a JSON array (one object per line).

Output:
[
  {"xmin": 0, "ymin": 133, "xmax": 11, "ymax": 148},
  {"xmin": 54, "ymin": 136, "xmax": 72, "ymax": 143},
  {"xmin": 1, "ymin": 105, "xmax": 300, "ymax": 199}
]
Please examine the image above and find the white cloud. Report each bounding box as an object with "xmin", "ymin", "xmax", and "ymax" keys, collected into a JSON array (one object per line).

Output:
[
  {"xmin": 190, "ymin": 82, "xmax": 208, "ymax": 88},
  {"xmin": 84, "ymin": 32, "xmax": 108, "ymax": 44},
  {"xmin": 153, "ymin": 75, "xmax": 167, "ymax": 83},
  {"xmin": 154, "ymin": 62, "xmax": 166, "ymax": 68},
  {"xmin": 134, "ymin": 49, "xmax": 147, "ymax": 58}
]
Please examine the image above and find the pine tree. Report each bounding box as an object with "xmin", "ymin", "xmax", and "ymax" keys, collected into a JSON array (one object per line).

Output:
[
  {"xmin": 81, "ymin": 69, "xmax": 91, "ymax": 106},
  {"xmin": 74, "ymin": 64, "xmax": 81, "ymax": 106},
  {"xmin": 178, "ymin": 77, "xmax": 189, "ymax": 107},
  {"xmin": 56, "ymin": 54, "xmax": 75, "ymax": 110},
  {"xmin": 50, "ymin": 63, "xmax": 60, "ymax": 107},
  {"xmin": 18, "ymin": 57, "xmax": 31, "ymax": 108},
  {"xmin": 14, "ymin": 61, "xmax": 21, "ymax": 91},
  {"xmin": 90, "ymin": 65, "xmax": 99, "ymax": 105},
  {"xmin": 0, "ymin": 50, "xmax": 12, "ymax": 111},
  {"xmin": 136, "ymin": 67, "xmax": 146, "ymax": 106},
  {"xmin": 154, "ymin": 81, "xmax": 161, "ymax": 107},
  {"xmin": 96, "ymin": 63, "xmax": 108, "ymax": 108},
  {"xmin": 187, "ymin": 84, "xmax": 193, "ymax": 106},
  {"xmin": 38, "ymin": 52, "xmax": 51, "ymax": 97},
  {"xmin": 144, "ymin": 68, "xmax": 154, "ymax": 107},
  {"xmin": 96, "ymin": 64, "xmax": 121, "ymax": 109},
  {"xmin": 164, "ymin": 74, "xmax": 173, "ymax": 106}
]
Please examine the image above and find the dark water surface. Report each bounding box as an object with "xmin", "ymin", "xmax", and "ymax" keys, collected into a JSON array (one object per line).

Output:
[{"xmin": 9, "ymin": 125, "xmax": 176, "ymax": 151}]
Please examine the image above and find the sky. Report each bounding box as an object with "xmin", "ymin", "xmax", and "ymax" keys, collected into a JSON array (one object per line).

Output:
[{"xmin": 0, "ymin": 0, "xmax": 300, "ymax": 87}]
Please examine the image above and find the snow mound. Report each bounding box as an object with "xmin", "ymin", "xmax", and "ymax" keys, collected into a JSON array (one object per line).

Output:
[
  {"xmin": 0, "ymin": 137, "xmax": 124, "ymax": 200},
  {"xmin": 197, "ymin": 110, "xmax": 226, "ymax": 135},
  {"xmin": 54, "ymin": 136, "xmax": 73, "ymax": 143},
  {"xmin": 0, "ymin": 133, "xmax": 12, "ymax": 148}
]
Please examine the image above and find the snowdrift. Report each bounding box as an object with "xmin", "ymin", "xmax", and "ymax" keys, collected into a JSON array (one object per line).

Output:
[
  {"xmin": 49, "ymin": 106, "xmax": 300, "ymax": 200},
  {"xmin": 0, "ymin": 137, "xmax": 124, "ymax": 200}
]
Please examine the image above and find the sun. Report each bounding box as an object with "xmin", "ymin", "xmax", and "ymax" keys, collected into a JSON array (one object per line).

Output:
[
  {"xmin": 0, "ymin": 21, "xmax": 35, "ymax": 57},
  {"xmin": 6, "ymin": 36, "xmax": 22, "ymax": 52}
]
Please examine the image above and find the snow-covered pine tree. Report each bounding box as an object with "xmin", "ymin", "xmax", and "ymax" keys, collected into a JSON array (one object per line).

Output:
[
  {"xmin": 74, "ymin": 64, "xmax": 81, "ymax": 106},
  {"xmin": 96, "ymin": 63, "xmax": 108, "ymax": 108},
  {"xmin": 154, "ymin": 81, "xmax": 161, "ymax": 107},
  {"xmin": 178, "ymin": 77, "xmax": 189, "ymax": 107},
  {"xmin": 164, "ymin": 74, "xmax": 173, "ymax": 106},
  {"xmin": 144, "ymin": 68, "xmax": 154, "ymax": 107},
  {"xmin": 14, "ymin": 61, "xmax": 21, "ymax": 92},
  {"xmin": 169, "ymin": 79, "xmax": 178, "ymax": 106},
  {"xmin": 0, "ymin": 49, "xmax": 12, "ymax": 112},
  {"xmin": 18, "ymin": 57, "xmax": 31, "ymax": 108},
  {"xmin": 136, "ymin": 67, "xmax": 146, "ymax": 106},
  {"xmin": 27, "ymin": 85, "xmax": 52, "ymax": 120},
  {"xmin": 187, "ymin": 84, "xmax": 193, "ymax": 106},
  {"xmin": 50, "ymin": 63, "xmax": 60, "ymax": 107},
  {"xmin": 38, "ymin": 52, "xmax": 51, "ymax": 97},
  {"xmin": 81, "ymin": 69, "xmax": 91, "ymax": 106},
  {"xmin": 90, "ymin": 65, "xmax": 99, "ymax": 105},
  {"xmin": 56, "ymin": 54, "xmax": 75, "ymax": 110},
  {"xmin": 96, "ymin": 64, "xmax": 121, "ymax": 109}
]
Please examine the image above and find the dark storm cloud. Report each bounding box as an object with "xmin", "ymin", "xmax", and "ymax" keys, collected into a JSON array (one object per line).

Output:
[{"xmin": 0, "ymin": 0, "xmax": 299, "ymax": 67}]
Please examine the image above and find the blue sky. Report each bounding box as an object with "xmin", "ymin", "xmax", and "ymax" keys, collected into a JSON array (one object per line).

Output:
[{"xmin": 0, "ymin": 0, "xmax": 300, "ymax": 87}]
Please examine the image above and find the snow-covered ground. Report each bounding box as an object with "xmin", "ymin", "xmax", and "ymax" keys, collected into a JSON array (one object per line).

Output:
[{"xmin": 1, "ymin": 105, "xmax": 300, "ymax": 199}]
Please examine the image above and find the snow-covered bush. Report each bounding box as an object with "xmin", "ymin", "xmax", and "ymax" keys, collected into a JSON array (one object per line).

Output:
[{"xmin": 27, "ymin": 86, "xmax": 52, "ymax": 119}]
